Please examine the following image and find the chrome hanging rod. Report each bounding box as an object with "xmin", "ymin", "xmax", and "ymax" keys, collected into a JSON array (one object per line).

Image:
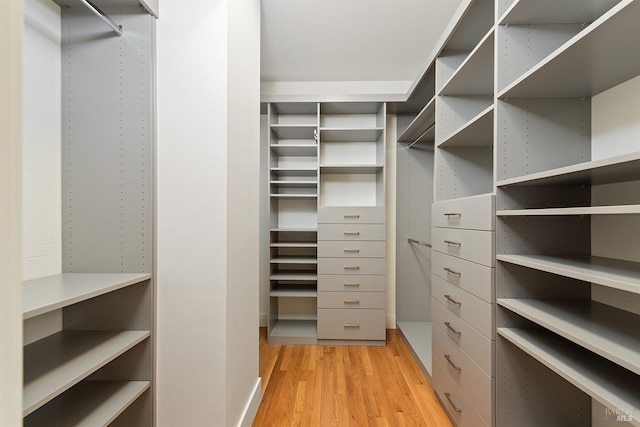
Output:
[
  {"xmin": 407, "ymin": 238, "xmax": 431, "ymax": 248},
  {"xmin": 78, "ymin": 0, "xmax": 123, "ymax": 36}
]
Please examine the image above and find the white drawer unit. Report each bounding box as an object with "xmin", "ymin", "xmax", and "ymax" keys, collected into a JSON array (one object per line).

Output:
[
  {"xmin": 432, "ymin": 250, "xmax": 494, "ymax": 303},
  {"xmin": 432, "ymin": 275, "xmax": 494, "ymax": 339},
  {"xmin": 318, "ymin": 257, "xmax": 386, "ymax": 275},
  {"xmin": 318, "ymin": 206, "xmax": 386, "ymax": 224},
  {"xmin": 317, "ymin": 291, "xmax": 385, "ymax": 309},
  {"xmin": 317, "ymin": 274, "xmax": 386, "ymax": 292},
  {"xmin": 432, "ymin": 194, "xmax": 495, "ymax": 231},
  {"xmin": 318, "ymin": 223, "xmax": 386, "ymax": 241},
  {"xmin": 318, "ymin": 240, "xmax": 386, "ymax": 258},
  {"xmin": 433, "ymin": 324, "xmax": 494, "ymax": 425},
  {"xmin": 432, "ymin": 227, "xmax": 495, "ymax": 267},
  {"xmin": 317, "ymin": 308, "xmax": 386, "ymax": 341}
]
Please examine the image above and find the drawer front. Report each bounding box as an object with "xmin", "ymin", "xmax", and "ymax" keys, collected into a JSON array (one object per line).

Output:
[
  {"xmin": 432, "ymin": 227, "xmax": 494, "ymax": 267},
  {"xmin": 432, "ymin": 358, "xmax": 490, "ymax": 427},
  {"xmin": 318, "ymin": 291, "xmax": 385, "ymax": 309},
  {"xmin": 432, "ymin": 275, "xmax": 494, "ymax": 339},
  {"xmin": 432, "ymin": 194, "xmax": 495, "ymax": 231},
  {"xmin": 318, "ymin": 275, "xmax": 386, "ymax": 292},
  {"xmin": 433, "ymin": 322, "xmax": 494, "ymax": 424},
  {"xmin": 318, "ymin": 224, "xmax": 386, "ymax": 241},
  {"xmin": 432, "ymin": 299, "xmax": 493, "ymax": 375},
  {"xmin": 432, "ymin": 251, "xmax": 494, "ymax": 303},
  {"xmin": 319, "ymin": 206, "xmax": 385, "ymax": 224},
  {"xmin": 318, "ymin": 257, "xmax": 386, "ymax": 275},
  {"xmin": 317, "ymin": 309, "xmax": 386, "ymax": 340},
  {"xmin": 318, "ymin": 240, "xmax": 386, "ymax": 258}
]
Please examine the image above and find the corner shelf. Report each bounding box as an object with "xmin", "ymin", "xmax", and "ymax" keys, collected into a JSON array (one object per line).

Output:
[
  {"xmin": 437, "ymin": 104, "xmax": 494, "ymax": 147},
  {"xmin": 397, "ymin": 97, "xmax": 435, "ymax": 143}
]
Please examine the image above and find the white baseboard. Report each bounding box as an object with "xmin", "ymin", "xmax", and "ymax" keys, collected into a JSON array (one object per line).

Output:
[
  {"xmin": 237, "ymin": 378, "xmax": 262, "ymax": 427},
  {"xmin": 259, "ymin": 312, "xmax": 268, "ymax": 327}
]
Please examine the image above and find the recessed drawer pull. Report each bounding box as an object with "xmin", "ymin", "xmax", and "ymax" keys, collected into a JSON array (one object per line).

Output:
[
  {"xmin": 344, "ymin": 214, "xmax": 360, "ymax": 219},
  {"xmin": 344, "ymin": 299, "xmax": 360, "ymax": 304},
  {"xmin": 344, "ymin": 265, "xmax": 360, "ymax": 270},
  {"xmin": 344, "ymin": 282, "xmax": 360, "ymax": 287},
  {"xmin": 444, "ymin": 240, "xmax": 462, "ymax": 246},
  {"xmin": 344, "ymin": 248, "xmax": 360, "ymax": 253},
  {"xmin": 444, "ymin": 294, "xmax": 462, "ymax": 306},
  {"xmin": 344, "ymin": 231, "xmax": 360, "ymax": 236},
  {"xmin": 444, "ymin": 267, "xmax": 461, "ymax": 277},
  {"xmin": 444, "ymin": 354, "xmax": 462, "ymax": 371},
  {"xmin": 444, "ymin": 392, "xmax": 462, "ymax": 413},
  {"xmin": 444, "ymin": 213, "xmax": 461, "ymax": 217},
  {"xmin": 444, "ymin": 321, "xmax": 462, "ymax": 336},
  {"xmin": 344, "ymin": 323, "xmax": 360, "ymax": 328}
]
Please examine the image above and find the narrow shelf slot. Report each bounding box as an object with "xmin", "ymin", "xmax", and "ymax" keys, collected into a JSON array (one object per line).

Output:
[
  {"xmin": 270, "ymin": 227, "xmax": 318, "ymax": 233},
  {"xmin": 23, "ymin": 273, "xmax": 151, "ymax": 320},
  {"xmin": 270, "ymin": 273, "xmax": 318, "ymax": 281},
  {"xmin": 269, "ymin": 144, "xmax": 317, "ymax": 157},
  {"xmin": 320, "ymin": 128, "xmax": 383, "ymax": 142},
  {"xmin": 270, "ymin": 242, "xmax": 318, "ymax": 248},
  {"xmin": 497, "ymin": 205, "xmax": 640, "ymax": 216},
  {"xmin": 23, "ymin": 330, "xmax": 150, "ymax": 416},
  {"xmin": 397, "ymin": 97, "xmax": 435, "ymax": 143},
  {"xmin": 24, "ymin": 381, "xmax": 149, "ymax": 427},
  {"xmin": 270, "ymin": 289, "xmax": 318, "ymax": 298},
  {"xmin": 499, "ymin": 298, "xmax": 640, "ymax": 374},
  {"xmin": 497, "ymin": 254, "xmax": 640, "ymax": 295},
  {"xmin": 498, "ymin": 327, "xmax": 640, "ymax": 427},
  {"xmin": 269, "ymin": 194, "xmax": 318, "ymax": 199},
  {"xmin": 270, "ymin": 180, "xmax": 317, "ymax": 187},
  {"xmin": 438, "ymin": 105, "xmax": 494, "ymax": 147},
  {"xmin": 270, "ymin": 124, "xmax": 317, "ymax": 140},
  {"xmin": 319, "ymin": 165, "xmax": 383, "ymax": 174},
  {"xmin": 270, "ymin": 257, "xmax": 317, "ymax": 264}
]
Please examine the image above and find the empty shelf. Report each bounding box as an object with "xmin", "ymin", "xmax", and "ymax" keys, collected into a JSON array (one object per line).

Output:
[
  {"xmin": 320, "ymin": 128, "xmax": 383, "ymax": 142},
  {"xmin": 499, "ymin": 0, "xmax": 622, "ymax": 25},
  {"xmin": 270, "ymin": 319, "xmax": 317, "ymax": 344},
  {"xmin": 270, "ymin": 257, "xmax": 318, "ymax": 264},
  {"xmin": 320, "ymin": 165, "xmax": 383, "ymax": 174},
  {"xmin": 23, "ymin": 330, "xmax": 150, "ymax": 416},
  {"xmin": 497, "ymin": 254, "xmax": 640, "ymax": 295},
  {"xmin": 438, "ymin": 105, "xmax": 494, "ymax": 147},
  {"xmin": 270, "ymin": 180, "xmax": 318, "ymax": 187},
  {"xmin": 270, "ymin": 242, "xmax": 318, "ymax": 248},
  {"xmin": 270, "ymin": 273, "xmax": 318, "ymax": 281},
  {"xmin": 269, "ymin": 144, "xmax": 318, "ymax": 156},
  {"xmin": 270, "ymin": 289, "xmax": 318, "ymax": 298},
  {"xmin": 270, "ymin": 193, "xmax": 318, "ymax": 198},
  {"xmin": 497, "ymin": 205, "xmax": 640, "ymax": 216},
  {"xmin": 270, "ymin": 124, "xmax": 317, "ymax": 140},
  {"xmin": 270, "ymin": 227, "xmax": 318, "ymax": 233},
  {"xmin": 498, "ymin": 298, "xmax": 640, "ymax": 374},
  {"xmin": 439, "ymin": 28, "xmax": 494, "ymax": 96},
  {"xmin": 23, "ymin": 273, "xmax": 151, "ymax": 320},
  {"xmin": 24, "ymin": 381, "xmax": 150, "ymax": 427}
]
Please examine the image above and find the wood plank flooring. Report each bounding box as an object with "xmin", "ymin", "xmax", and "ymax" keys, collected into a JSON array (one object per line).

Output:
[{"xmin": 253, "ymin": 328, "xmax": 453, "ymax": 426}]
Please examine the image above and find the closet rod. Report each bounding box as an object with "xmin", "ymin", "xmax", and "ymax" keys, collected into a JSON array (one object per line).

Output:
[
  {"xmin": 408, "ymin": 123, "xmax": 435, "ymax": 149},
  {"xmin": 408, "ymin": 238, "xmax": 431, "ymax": 248},
  {"xmin": 78, "ymin": 0, "xmax": 123, "ymax": 36}
]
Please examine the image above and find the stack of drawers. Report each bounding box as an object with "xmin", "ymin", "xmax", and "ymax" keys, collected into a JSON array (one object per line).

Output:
[
  {"xmin": 430, "ymin": 194, "xmax": 495, "ymax": 427},
  {"xmin": 317, "ymin": 207, "xmax": 386, "ymax": 343}
]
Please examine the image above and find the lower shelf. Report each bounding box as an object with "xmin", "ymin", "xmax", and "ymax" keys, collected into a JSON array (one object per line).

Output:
[
  {"xmin": 269, "ymin": 319, "xmax": 317, "ymax": 345},
  {"xmin": 397, "ymin": 321, "xmax": 432, "ymax": 377},
  {"xmin": 24, "ymin": 381, "xmax": 150, "ymax": 427}
]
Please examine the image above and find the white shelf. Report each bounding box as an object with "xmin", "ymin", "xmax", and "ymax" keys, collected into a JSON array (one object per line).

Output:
[
  {"xmin": 438, "ymin": 105, "xmax": 494, "ymax": 147},
  {"xmin": 270, "ymin": 289, "xmax": 317, "ymax": 298},
  {"xmin": 269, "ymin": 144, "xmax": 317, "ymax": 157},
  {"xmin": 320, "ymin": 165, "xmax": 383, "ymax": 174},
  {"xmin": 499, "ymin": 0, "xmax": 622, "ymax": 25},
  {"xmin": 496, "ymin": 151, "xmax": 640, "ymax": 187},
  {"xmin": 498, "ymin": 298, "xmax": 640, "ymax": 375},
  {"xmin": 270, "ymin": 180, "xmax": 317, "ymax": 187},
  {"xmin": 270, "ymin": 124, "xmax": 316, "ymax": 140},
  {"xmin": 398, "ymin": 97, "xmax": 435, "ymax": 143},
  {"xmin": 23, "ymin": 330, "xmax": 150, "ymax": 416},
  {"xmin": 270, "ymin": 242, "xmax": 318, "ymax": 248},
  {"xmin": 270, "ymin": 167, "xmax": 317, "ymax": 173},
  {"xmin": 270, "ymin": 273, "xmax": 318, "ymax": 281},
  {"xmin": 320, "ymin": 128, "xmax": 383, "ymax": 142},
  {"xmin": 269, "ymin": 193, "xmax": 318, "ymax": 199},
  {"xmin": 270, "ymin": 319, "xmax": 317, "ymax": 341},
  {"xmin": 24, "ymin": 381, "xmax": 149, "ymax": 427},
  {"xmin": 270, "ymin": 257, "xmax": 317, "ymax": 264},
  {"xmin": 440, "ymin": 28, "xmax": 494, "ymax": 96},
  {"xmin": 23, "ymin": 273, "xmax": 151, "ymax": 320},
  {"xmin": 498, "ymin": 0, "xmax": 640, "ymax": 98},
  {"xmin": 270, "ymin": 227, "xmax": 317, "ymax": 233},
  {"xmin": 497, "ymin": 254, "xmax": 640, "ymax": 295},
  {"xmin": 497, "ymin": 205, "xmax": 640, "ymax": 216},
  {"xmin": 498, "ymin": 327, "xmax": 640, "ymax": 427}
]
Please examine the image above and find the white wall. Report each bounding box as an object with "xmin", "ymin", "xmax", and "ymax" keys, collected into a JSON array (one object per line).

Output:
[
  {"xmin": 0, "ymin": 1, "xmax": 23, "ymax": 424},
  {"xmin": 157, "ymin": 0, "xmax": 260, "ymax": 425}
]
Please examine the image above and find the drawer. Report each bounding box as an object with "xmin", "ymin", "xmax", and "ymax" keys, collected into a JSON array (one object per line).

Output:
[
  {"xmin": 318, "ymin": 258, "xmax": 386, "ymax": 275},
  {"xmin": 318, "ymin": 240, "xmax": 386, "ymax": 258},
  {"xmin": 318, "ymin": 308, "xmax": 386, "ymax": 340},
  {"xmin": 318, "ymin": 274, "xmax": 386, "ymax": 292},
  {"xmin": 319, "ymin": 206, "xmax": 385, "ymax": 224},
  {"xmin": 432, "ymin": 299, "xmax": 493, "ymax": 375},
  {"xmin": 318, "ymin": 224, "xmax": 386, "ymax": 241},
  {"xmin": 432, "ymin": 227, "xmax": 494, "ymax": 267},
  {"xmin": 432, "ymin": 251, "xmax": 494, "ymax": 303},
  {"xmin": 432, "ymin": 358, "xmax": 490, "ymax": 427},
  {"xmin": 432, "ymin": 275, "xmax": 494, "ymax": 339},
  {"xmin": 433, "ymin": 322, "xmax": 494, "ymax": 425},
  {"xmin": 432, "ymin": 194, "xmax": 495, "ymax": 231},
  {"xmin": 318, "ymin": 291, "xmax": 385, "ymax": 309}
]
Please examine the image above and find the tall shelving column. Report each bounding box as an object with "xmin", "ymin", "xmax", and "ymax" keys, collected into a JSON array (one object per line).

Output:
[
  {"xmin": 431, "ymin": 0, "xmax": 496, "ymax": 425},
  {"xmin": 267, "ymin": 102, "xmax": 319, "ymax": 344},
  {"xmin": 495, "ymin": 1, "xmax": 640, "ymax": 426}
]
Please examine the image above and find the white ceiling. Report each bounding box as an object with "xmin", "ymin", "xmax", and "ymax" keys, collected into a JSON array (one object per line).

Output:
[{"xmin": 261, "ymin": 0, "xmax": 463, "ymax": 86}]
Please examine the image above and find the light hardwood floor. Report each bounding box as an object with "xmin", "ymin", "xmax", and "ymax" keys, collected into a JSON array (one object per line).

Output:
[{"xmin": 253, "ymin": 328, "xmax": 453, "ymax": 426}]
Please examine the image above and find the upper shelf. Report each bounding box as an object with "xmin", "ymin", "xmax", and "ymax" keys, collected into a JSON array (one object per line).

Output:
[
  {"xmin": 499, "ymin": 0, "xmax": 622, "ymax": 25},
  {"xmin": 496, "ymin": 151, "xmax": 640, "ymax": 187},
  {"xmin": 320, "ymin": 128, "xmax": 383, "ymax": 142},
  {"xmin": 270, "ymin": 125, "xmax": 317, "ymax": 140},
  {"xmin": 269, "ymin": 144, "xmax": 317, "ymax": 157},
  {"xmin": 498, "ymin": 0, "xmax": 640, "ymax": 98},
  {"xmin": 439, "ymin": 28, "xmax": 494, "ymax": 96},
  {"xmin": 438, "ymin": 105, "xmax": 493, "ymax": 147},
  {"xmin": 397, "ymin": 97, "xmax": 435, "ymax": 143},
  {"xmin": 23, "ymin": 273, "xmax": 151, "ymax": 320}
]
